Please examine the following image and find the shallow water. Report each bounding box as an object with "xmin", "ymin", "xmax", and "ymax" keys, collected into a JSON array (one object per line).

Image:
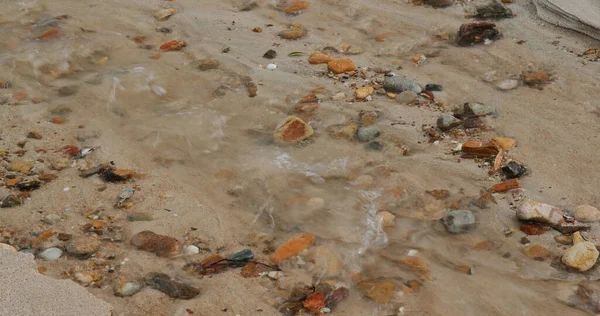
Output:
[{"xmin": 1, "ymin": 0, "xmax": 599, "ymax": 315}]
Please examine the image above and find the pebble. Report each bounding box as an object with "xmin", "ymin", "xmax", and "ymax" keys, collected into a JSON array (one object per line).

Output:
[
  {"xmin": 424, "ymin": 84, "xmax": 444, "ymax": 91},
  {"xmin": 523, "ymin": 244, "xmax": 550, "ymax": 259},
  {"xmin": 463, "ymin": 102, "xmax": 496, "ymax": 116},
  {"xmin": 278, "ymin": 24, "xmax": 305, "ymax": 40},
  {"xmin": 442, "ymin": 210, "xmax": 476, "ymax": 234},
  {"xmin": 159, "ymin": 39, "xmax": 187, "ymax": 51},
  {"xmin": 436, "ymin": 113, "xmax": 462, "ymax": 131},
  {"xmin": 502, "ymin": 161, "xmax": 526, "ymax": 179},
  {"xmin": 516, "ymin": 200, "xmax": 564, "ymax": 226},
  {"xmin": 145, "ymin": 272, "xmax": 200, "ymax": 299},
  {"xmin": 353, "ymin": 175, "xmax": 374, "ymax": 188},
  {"xmin": 115, "ymin": 281, "xmax": 145, "ymax": 297},
  {"xmin": 130, "ymin": 231, "xmax": 181, "ymax": 257},
  {"xmin": 66, "ymin": 234, "xmax": 101, "ymax": 257},
  {"xmin": 309, "ymin": 52, "xmax": 332, "ymax": 64},
  {"xmin": 267, "ymin": 271, "xmax": 283, "ymax": 280},
  {"xmin": 183, "ymin": 245, "xmax": 200, "ymax": 255},
  {"xmin": 266, "ymin": 64, "xmax": 277, "ymax": 70},
  {"xmin": 354, "ymin": 87, "xmax": 374, "ymax": 99},
  {"xmin": 496, "ymin": 79, "xmax": 519, "ymax": 91},
  {"xmin": 383, "ymin": 76, "xmax": 422, "ymax": 94},
  {"xmin": 555, "ymin": 235, "xmax": 573, "ymax": 245},
  {"xmin": 38, "ymin": 247, "xmax": 63, "ymax": 261},
  {"xmin": 154, "ymin": 8, "xmax": 175, "ymax": 21},
  {"xmin": 327, "ymin": 59, "xmax": 356, "ymax": 74},
  {"xmin": 273, "ymin": 116, "xmax": 314, "ymax": 144},
  {"xmin": 196, "ymin": 58, "xmax": 220, "ymax": 71},
  {"xmin": 331, "ymin": 92, "xmax": 346, "ymax": 101},
  {"xmin": 73, "ymin": 271, "xmax": 98, "ymax": 286},
  {"xmin": 524, "ymin": 70, "xmax": 550, "ymax": 85},
  {"xmin": 7, "ymin": 160, "xmax": 35, "ymax": 173},
  {"xmin": 562, "ymin": 232, "xmax": 599, "ymax": 271},
  {"xmin": 376, "ymin": 211, "xmax": 396, "ymax": 227},
  {"xmin": 424, "ymin": 0, "xmax": 454, "ymax": 7},
  {"xmin": 356, "ymin": 127, "xmax": 380, "ymax": 142},
  {"xmin": 306, "ymin": 197, "xmax": 325, "ymax": 210},
  {"xmin": 364, "ymin": 141, "xmax": 383, "ymax": 151},
  {"xmin": 395, "ymin": 91, "xmax": 417, "ymax": 104},
  {"xmin": 456, "ymin": 22, "xmax": 500, "ymax": 46},
  {"xmin": 228, "ymin": 248, "xmax": 254, "ymax": 262},
  {"xmin": 0, "ymin": 243, "xmax": 17, "ymax": 252},
  {"xmin": 271, "ymin": 232, "xmax": 315, "ymax": 263},
  {"xmin": 57, "ymin": 85, "xmax": 79, "ymax": 97},
  {"xmin": 263, "ymin": 49, "xmax": 277, "ymax": 59},
  {"xmin": 575, "ymin": 205, "xmax": 600, "ymax": 223},
  {"xmin": 27, "ymin": 131, "xmax": 42, "ymax": 140},
  {"xmin": 42, "ymin": 214, "xmax": 62, "ymax": 225},
  {"xmin": 51, "ymin": 157, "xmax": 71, "ymax": 171}
]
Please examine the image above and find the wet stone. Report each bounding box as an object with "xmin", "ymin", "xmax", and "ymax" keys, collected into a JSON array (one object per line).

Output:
[
  {"xmin": 496, "ymin": 79, "xmax": 519, "ymax": 91},
  {"xmin": 327, "ymin": 58, "xmax": 356, "ymax": 74},
  {"xmin": 271, "ymin": 232, "xmax": 315, "ymax": 263},
  {"xmin": 364, "ymin": 141, "xmax": 384, "ymax": 151},
  {"xmin": 396, "ymin": 91, "xmax": 418, "ymax": 104},
  {"xmin": 383, "ymin": 76, "xmax": 422, "ymax": 94},
  {"xmin": 144, "ymin": 272, "xmax": 200, "ymax": 300},
  {"xmin": 442, "ymin": 210, "xmax": 476, "ymax": 234},
  {"xmin": 464, "ymin": 102, "xmax": 496, "ymax": 116},
  {"xmin": 356, "ymin": 127, "xmax": 381, "ymax": 142},
  {"xmin": 424, "ymin": 84, "xmax": 444, "ymax": 91},
  {"xmin": 115, "ymin": 281, "xmax": 145, "ymax": 297},
  {"xmin": 228, "ymin": 248, "xmax": 254, "ymax": 263},
  {"xmin": 57, "ymin": 85, "xmax": 79, "ymax": 96},
  {"xmin": 130, "ymin": 231, "xmax": 182, "ymax": 257},
  {"xmin": 273, "ymin": 116, "xmax": 314, "ymax": 144},
  {"xmin": 562, "ymin": 232, "xmax": 599, "ymax": 272},
  {"xmin": 474, "ymin": 1, "xmax": 514, "ymax": 19},
  {"xmin": 263, "ymin": 49, "xmax": 277, "ymax": 59},
  {"xmin": 38, "ymin": 247, "xmax": 62, "ymax": 261},
  {"xmin": 437, "ymin": 113, "xmax": 461, "ymax": 131},
  {"xmin": 502, "ymin": 161, "xmax": 527, "ymax": 179},
  {"xmin": 357, "ymin": 279, "xmax": 395, "ymax": 304},
  {"xmin": 7, "ymin": 160, "xmax": 35, "ymax": 173},
  {"xmin": 66, "ymin": 234, "xmax": 101, "ymax": 257}
]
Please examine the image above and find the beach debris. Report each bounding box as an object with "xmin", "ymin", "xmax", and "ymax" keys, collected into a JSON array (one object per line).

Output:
[
  {"xmin": 492, "ymin": 178, "xmax": 521, "ymax": 192},
  {"xmin": 562, "ymin": 232, "xmax": 599, "ymax": 271},
  {"xmin": 456, "ymin": 22, "xmax": 500, "ymax": 46},
  {"xmin": 284, "ymin": 1, "xmax": 310, "ymax": 13},
  {"xmin": 130, "ymin": 231, "xmax": 181, "ymax": 257},
  {"xmin": 442, "ymin": 210, "xmax": 476, "ymax": 234},
  {"xmin": 114, "ymin": 279, "xmax": 145, "ymax": 297},
  {"xmin": 461, "ymin": 140, "xmax": 499, "ymax": 157},
  {"xmin": 144, "ymin": 272, "xmax": 200, "ymax": 299},
  {"xmin": 273, "ymin": 116, "xmax": 314, "ymax": 144},
  {"xmin": 240, "ymin": 75, "xmax": 258, "ymax": 97},
  {"xmin": 116, "ymin": 189, "xmax": 135, "ymax": 207}
]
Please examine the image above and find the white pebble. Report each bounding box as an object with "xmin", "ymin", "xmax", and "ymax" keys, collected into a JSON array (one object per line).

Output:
[
  {"xmin": 321, "ymin": 307, "xmax": 331, "ymax": 313},
  {"xmin": 407, "ymin": 249, "xmax": 418, "ymax": 256},
  {"xmin": 266, "ymin": 64, "xmax": 277, "ymax": 70},
  {"xmin": 267, "ymin": 271, "xmax": 283, "ymax": 280},
  {"xmin": 38, "ymin": 248, "xmax": 63, "ymax": 261},
  {"xmin": 183, "ymin": 245, "xmax": 200, "ymax": 255}
]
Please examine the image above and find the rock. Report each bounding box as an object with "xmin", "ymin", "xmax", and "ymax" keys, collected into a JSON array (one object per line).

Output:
[
  {"xmin": 273, "ymin": 116, "xmax": 314, "ymax": 144},
  {"xmin": 516, "ymin": 200, "xmax": 565, "ymax": 226},
  {"xmin": 1, "ymin": 194, "xmax": 21, "ymax": 208},
  {"xmin": 492, "ymin": 178, "xmax": 521, "ymax": 192},
  {"xmin": 364, "ymin": 141, "xmax": 384, "ymax": 151},
  {"xmin": 354, "ymin": 87, "xmax": 374, "ymax": 99},
  {"xmin": 27, "ymin": 131, "xmax": 42, "ymax": 140},
  {"xmin": 359, "ymin": 111, "xmax": 378, "ymax": 126},
  {"xmin": 271, "ymin": 232, "xmax": 315, "ymax": 263},
  {"xmin": 383, "ymin": 76, "xmax": 422, "ymax": 94},
  {"xmin": 252, "ymin": 27, "xmax": 263, "ymax": 33},
  {"xmin": 278, "ymin": 24, "xmax": 306, "ymax": 40},
  {"xmin": 102, "ymin": 168, "xmax": 135, "ymax": 182},
  {"xmin": 493, "ymin": 137, "xmax": 516, "ymax": 150},
  {"xmin": 357, "ymin": 279, "xmax": 395, "ymax": 304},
  {"xmin": 312, "ymin": 246, "xmax": 343, "ymax": 277},
  {"xmin": 496, "ymin": 79, "xmax": 519, "ymax": 91},
  {"xmin": 7, "ymin": 160, "xmax": 34, "ymax": 173},
  {"xmin": 520, "ymin": 223, "xmax": 548, "ymax": 235},
  {"xmin": 331, "ymin": 92, "xmax": 345, "ymax": 101},
  {"xmin": 327, "ymin": 58, "xmax": 356, "ymax": 74},
  {"xmin": 267, "ymin": 271, "xmax": 283, "ymax": 280},
  {"xmin": 424, "ymin": 84, "xmax": 444, "ymax": 91},
  {"xmin": 575, "ymin": 205, "xmax": 600, "ymax": 223},
  {"xmin": 555, "ymin": 235, "xmax": 573, "ymax": 245},
  {"xmin": 58, "ymin": 85, "xmax": 79, "ymax": 96},
  {"xmin": 66, "ymin": 234, "xmax": 101, "ymax": 257},
  {"xmin": 263, "ymin": 49, "xmax": 277, "ymax": 59},
  {"xmin": 463, "ymin": 102, "xmax": 496, "ymax": 116},
  {"xmin": 474, "ymin": 1, "xmax": 514, "ymax": 19},
  {"xmin": 396, "ymin": 91, "xmax": 418, "ymax": 104},
  {"xmin": 502, "ymin": 161, "xmax": 527, "ymax": 179},
  {"xmin": 532, "ymin": 0, "xmax": 600, "ymax": 42},
  {"xmin": 356, "ymin": 127, "xmax": 380, "ymax": 142},
  {"xmin": 145, "ymin": 272, "xmax": 200, "ymax": 299},
  {"xmin": 523, "ymin": 244, "xmax": 551, "ymax": 259},
  {"xmin": 284, "ymin": 1, "xmax": 310, "ymax": 12},
  {"xmin": 309, "ymin": 52, "xmax": 332, "ymax": 64},
  {"xmin": 51, "ymin": 116, "xmax": 66, "ymax": 124},
  {"xmin": 239, "ymin": 0, "xmax": 258, "ymax": 11},
  {"xmin": 159, "ymin": 40, "xmax": 187, "ymax": 51},
  {"xmin": 42, "ymin": 214, "xmax": 62, "ymax": 225},
  {"xmin": 332, "ymin": 123, "xmax": 357, "ymax": 140},
  {"xmin": 462, "ymin": 140, "xmax": 499, "ymax": 156},
  {"xmin": 346, "ymin": 45, "xmax": 364, "ymax": 55},
  {"xmin": 51, "ymin": 157, "xmax": 71, "ymax": 171},
  {"xmin": 555, "ymin": 222, "xmax": 592, "ymax": 234},
  {"xmin": 442, "ymin": 210, "xmax": 476, "ymax": 234},
  {"xmin": 196, "ymin": 58, "xmax": 219, "ymax": 71},
  {"xmin": 73, "ymin": 271, "xmax": 99, "ymax": 286},
  {"xmin": 304, "ymin": 292, "xmax": 326, "ymax": 314},
  {"xmin": 376, "ymin": 211, "xmax": 396, "ymax": 227},
  {"xmin": 154, "ymin": 8, "xmax": 175, "ymax": 21},
  {"xmin": 130, "ymin": 231, "xmax": 181, "ymax": 257},
  {"xmin": 183, "ymin": 245, "xmax": 199, "ymax": 255},
  {"xmin": 562, "ymin": 232, "xmax": 599, "ymax": 271},
  {"xmin": 436, "ymin": 113, "xmax": 462, "ymax": 131},
  {"xmin": 523, "ymin": 70, "xmax": 550, "ymax": 85},
  {"xmin": 456, "ymin": 22, "xmax": 500, "ymax": 46},
  {"xmin": 127, "ymin": 213, "xmax": 153, "ymax": 222},
  {"xmin": 0, "ymin": 243, "xmax": 17, "ymax": 251},
  {"xmin": 228, "ymin": 249, "xmax": 254, "ymax": 262},
  {"xmin": 424, "ymin": 0, "xmax": 454, "ymax": 7},
  {"xmin": 326, "ymin": 287, "xmax": 349, "ymax": 308},
  {"xmin": 115, "ymin": 281, "xmax": 145, "ymax": 297}
]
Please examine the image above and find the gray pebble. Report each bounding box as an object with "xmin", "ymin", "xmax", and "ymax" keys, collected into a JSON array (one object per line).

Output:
[
  {"xmin": 395, "ymin": 91, "xmax": 418, "ymax": 104},
  {"xmin": 436, "ymin": 113, "xmax": 462, "ymax": 131},
  {"xmin": 356, "ymin": 127, "xmax": 381, "ymax": 142},
  {"xmin": 38, "ymin": 247, "xmax": 63, "ymax": 261},
  {"xmin": 463, "ymin": 102, "xmax": 496, "ymax": 116},
  {"xmin": 383, "ymin": 76, "xmax": 422, "ymax": 94},
  {"xmin": 442, "ymin": 210, "xmax": 476, "ymax": 234}
]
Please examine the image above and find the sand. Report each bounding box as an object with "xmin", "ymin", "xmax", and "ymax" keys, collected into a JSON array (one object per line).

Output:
[{"xmin": 0, "ymin": 0, "xmax": 599, "ymax": 315}]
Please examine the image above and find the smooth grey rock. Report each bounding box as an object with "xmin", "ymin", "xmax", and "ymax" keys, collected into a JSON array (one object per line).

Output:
[
  {"xmin": 38, "ymin": 248, "xmax": 63, "ymax": 261},
  {"xmin": 383, "ymin": 76, "xmax": 422, "ymax": 94},
  {"xmin": 442, "ymin": 210, "xmax": 476, "ymax": 234},
  {"xmin": 437, "ymin": 113, "xmax": 462, "ymax": 131},
  {"xmin": 496, "ymin": 79, "xmax": 519, "ymax": 91},
  {"xmin": 356, "ymin": 127, "xmax": 381, "ymax": 142},
  {"xmin": 396, "ymin": 91, "xmax": 418, "ymax": 104},
  {"xmin": 463, "ymin": 102, "xmax": 496, "ymax": 116}
]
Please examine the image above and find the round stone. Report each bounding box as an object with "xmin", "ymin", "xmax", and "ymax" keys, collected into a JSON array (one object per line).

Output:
[
  {"xmin": 38, "ymin": 247, "xmax": 63, "ymax": 261},
  {"xmin": 395, "ymin": 91, "xmax": 418, "ymax": 104},
  {"xmin": 575, "ymin": 205, "xmax": 600, "ymax": 223}
]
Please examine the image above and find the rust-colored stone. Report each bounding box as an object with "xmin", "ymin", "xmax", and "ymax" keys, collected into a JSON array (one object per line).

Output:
[
  {"xmin": 461, "ymin": 140, "xmax": 499, "ymax": 156},
  {"xmin": 492, "ymin": 178, "xmax": 521, "ymax": 192},
  {"xmin": 308, "ymin": 52, "xmax": 332, "ymax": 65},
  {"xmin": 273, "ymin": 116, "xmax": 314, "ymax": 144},
  {"xmin": 51, "ymin": 116, "xmax": 66, "ymax": 124},
  {"xmin": 303, "ymin": 292, "xmax": 325, "ymax": 313},
  {"xmin": 271, "ymin": 232, "xmax": 315, "ymax": 263},
  {"xmin": 39, "ymin": 28, "xmax": 60, "ymax": 40},
  {"xmin": 130, "ymin": 231, "xmax": 181, "ymax": 257},
  {"xmin": 159, "ymin": 40, "xmax": 187, "ymax": 51},
  {"xmin": 520, "ymin": 223, "xmax": 548, "ymax": 235},
  {"xmin": 327, "ymin": 58, "xmax": 356, "ymax": 74},
  {"xmin": 284, "ymin": 1, "xmax": 310, "ymax": 12}
]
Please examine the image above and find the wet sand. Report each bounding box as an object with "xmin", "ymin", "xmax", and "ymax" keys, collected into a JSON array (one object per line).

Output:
[{"xmin": 0, "ymin": 0, "xmax": 599, "ymax": 315}]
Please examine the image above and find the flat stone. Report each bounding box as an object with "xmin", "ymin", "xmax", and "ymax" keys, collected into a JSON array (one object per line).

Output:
[
  {"xmin": 574, "ymin": 205, "xmax": 600, "ymax": 223},
  {"xmin": 356, "ymin": 127, "xmax": 380, "ymax": 142},
  {"xmin": 273, "ymin": 116, "xmax": 314, "ymax": 144},
  {"xmin": 228, "ymin": 249, "xmax": 254, "ymax": 262},
  {"xmin": 496, "ymin": 79, "xmax": 519, "ymax": 91},
  {"xmin": 437, "ymin": 113, "xmax": 461, "ymax": 131},
  {"xmin": 154, "ymin": 8, "xmax": 175, "ymax": 21},
  {"xmin": 442, "ymin": 210, "xmax": 476, "ymax": 234},
  {"xmin": 38, "ymin": 247, "xmax": 62, "ymax": 261},
  {"xmin": 7, "ymin": 160, "xmax": 34, "ymax": 173},
  {"xmin": 516, "ymin": 200, "xmax": 564, "ymax": 226},
  {"xmin": 523, "ymin": 244, "xmax": 550, "ymax": 259},
  {"xmin": 562, "ymin": 232, "xmax": 599, "ymax": 271},
  {"xmin": 66, "ymin": 234, "xmax": 101, "ymax": 257},
  {"xmin": 463, "ymin": 102, "xmax": 496, "ymax": 116},
  {"xmin": 114, "ymin": 281, "xmax": 145, "ymax": 297},
  {"xmin": 130, "ymin": 231, "xmax": 181, "ymax": 257},
  {"xmin": 357, "ymin": 279, "xmax": 395, "ymax": 304},
  {"xmin": 144, "ymin": 272, "xmax": 200, "ymax": 299},
  {"xmin": 383, "ymin": 76, "xmax": 422, "ymax": 94}
]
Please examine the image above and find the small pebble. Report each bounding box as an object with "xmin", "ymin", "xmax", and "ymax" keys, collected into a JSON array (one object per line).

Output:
[
  {"xmin": 267, "ymin": 271, "xmax": 283, "ymax": 280},
  {"xmin": 266, "ymin": 64, "xmax": 277, "ymax": 70},
  {"xmin": 442, "ymin": 210, "xmax": 476, "ymax": 234},
  {"xmin": 183, "ymin": 245, "xmax": 200, "ymax": 255},
  {"xmin": 38, "ymin": 247, "xmax": 63, "ymax": 261},
  {"xmin": 356, "ymin": 127, "xmax": 380, "ymax": 142},
  {"xmin": 496, "ymin": 79, "xmax": 519, "ymax": 91},
  {"xmin": 424, "ymin": 84, "xmax": 444, "ymax": 91}
]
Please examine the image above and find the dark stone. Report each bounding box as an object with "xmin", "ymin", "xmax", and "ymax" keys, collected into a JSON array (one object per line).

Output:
[
  {"xmin": 364, "ymin": 141, "xmax": 384, "ymax": 151},
  {"xmin": 456, "ymin": 22, "xmax": 500, "ymax": 46},
  {"xmin": 436, "ymin": 113, "xmax": 462, "ymax": 131},
  {"xmin": 520, "ymin": 237, "xmax": 531, "ymax": 244},
  {"xmin": 263, "ymin": 49, "xmax": 277, "ymax": 59},
  {"xmin": 424, "ymin": 84, "xmax": 444, "ymax": 91},
  {"xmin": 57, "ymin": 85, "xmax": 79, "ymax": 97},
  {"xmin": 228, "ymin": 248, "xmax": 254, "ymax": 263},
  {"xmin": 502, "ymin": 161, "xmax": 527, "ymax": 179},
  {"xmin": 424, "ymin": 0, "xmax": 454, "ymax": 7},
  {"xmin": 145, "ymin": 273, "xmax": 200, "ymax": 300},
  {"xmin": 79, "ymin": 165, "xmax": 103, "ymax": 178},
  {"xmin": 474, "ymin": 2, "xmax": 514, "ymax": 19},
  {"xmin": 16, "ymin": 178, "xmax": 41, "ymax": 191},
  {"xmin": 356, "ymin": 127, "xmax": 381, "ymax": 142},
  {"xmin": 326, "ymin": 287, "xmax": 349, "ymax": 308},
  {"xmin": 0, "ymin": 194, "xmax": 21, "ymax": 208}
]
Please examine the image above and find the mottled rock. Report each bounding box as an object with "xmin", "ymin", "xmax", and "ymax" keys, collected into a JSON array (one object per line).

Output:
[
  {"xmin": 357, "ymin": 279, "xmax": 395, "ymax": 304},
  {"xmin": 356, "ymin": 127, "xmax": 380, "ymax": 142},
  {"xmin": 312, "ymin": 246, "xmax": 343, "ymax": 277},
  {"xmin": 474, "ymin": 1, "xmax": 514, "ymax": 19},
  {"xmin": 308, "ymin": 52, "xmax": 332, "ymax": 64},
  {"xmin": 278, "ymin": 24, "xmax": 306, "ymax": 40},
  {"xmin": 331, "ymin": 92, "xmax": 346, "ymax": 101},
  {"xmin": 436, "ymin": 113, "xmax": 461, "ymax": 131},
  {"xmin": 27, "ymin": 131, "xmax": 42, "ymax": 140},
  {"xmin": 516, "ymin": 200, "xmax": 564, "ymax": 226},
  {"xmin": 66, "ymin": 234, "xmax": 101, "ymax": 257},
  {"xmin": 159, "ymin": 40, "xmax": 187, "ymax": 51},
  {"xmin": 456, "ymin": 22, "xmax": 500, "ymax": 46},
  {"xmin": 271, "ymin": 232, "xmax": 315, "ymax": 263},
  {"xmin": 562, "ymin": 232, "xmax": 599, "ymax": 271},
  {"xmin": 51, "ymin": 157, "xmax": 71, "ymax": 171},
  {"xmin": 228, "ymin": 249, "xmax": 254, "ymax": 262},
  {"xmin": 383, "ymin": 76, "xmax": 422, "ymax": 94},
  {"xmin": 263, "ymin": 49, "xmax": 277, "ymax": 59},
  {"xmin": 464, "ymin": 102, "xmax": 496, "ymax": 116},
  {"xmin": 0, "ymin": 243, "xmax": 17, "ymax": 251},
  {"xmin": 273, "ymin": 116, "xmax": 314, "ymax": 144},
  {"xmin": 114, "ymin": 281, "xmax": 145, "ymax": 297},
  {"xmin": 130, "ymin": 231, "xmax": 181, "ymax": 257},
  {"xmin": 442, "ymin": 210, "xmax": 476, "ymax": 234},
  {"xmin": 327, "ymin": 58, "xmax": 356, "ymax": 74},
  {"xmin": 574, "ymin": 205, "xmax": 600, "ymax": 223},
  {"xmin": 7, "ymin": 160, "xmax": 34, "ymax": 173},
  {"xmin": 523, "ymin": 244, "xmax": 550, "ymax": 259}
]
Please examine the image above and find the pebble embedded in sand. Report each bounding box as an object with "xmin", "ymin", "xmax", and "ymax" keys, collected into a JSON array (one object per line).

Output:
[
  {"xmin": 496, "ymin": 79, "xmax": 519, "ymax": 91},
  {"xmin": 154, "ymin": 8, "xmax": 175, "ymax": 21},
  {"xmin": 38, "ymin": 247, "xmax": 62, "ymax": 261},
  {"xmin": 67, "ymin": 234, "xmax": 101, "ymax": 257},
  {"xmin": 159, "ymin": 39, "xmax": 187, "ymax": 51},
  {"xmin": 562, "ymin": 232, "xmax": 599, "ymax": 271},
  {"xmin": 284, "ymin": 1, "xmax": 310, "ymax": 13},
  {"xmin": 575, "ymin": 205, "xmax": 600, "ymax": 222},
  {"xmin": 424, "ymin": 0, "xmax": 455, "ymax": 7},
  {"xmin": 130, "ymin": 231, "xmax": 182, "ymax": 257},
  {"xmin": 396, "ymin": 91, "xmax": 418, "ymax": 104},
  {"xmin": 523, "ymin": 244, "xmax": 550, "ymax": 259},
  {"xmin": 353, "ymin": 175, "xmax": 374, "ymax": 188},
  {"xmin": 0, "ymin": 243, "xmax": 17, "ymax": 252},
  {"xmin": 309, "ymin": 52, "xmax": 332, "ymax": 64},
  {"xmin": 327, "ymin": 58, "xmax": 356, "ymax": 74},
  {"xmin": 464, "ymin": 102, "xmax": 496, "ymax": 116},
  {"xmin": 7, "ymin": 160, "xmax": 34, "ymax": 173},
  {"xmin": 442, "ymin": 210, "xmax": 476, "ymax": 234},
  {"xmin": 356, "ymin": 127, "xmax": 380, "ymax": 142},
  {"xmin": 383, "ymin": 76, "xmax": 421, "ymax": 94},
  {"xmin": 437, "ymin": 113, "xmax": 462, "ymax": 131},
  {"xmin": 278, "ymin": 24, "xmax": 306, "ymax": 39},
  {"xmin": 27, "ymin": 131, "xmax": 42, "ymax": 140},
  {"xmin": 357, "ymin": 279, "xmax": 395, "ymax": 304},
  {"xmin": 271, "ymin": 232, "xmax": 315, "ymax": 263},
  {"xmin": 354, "ymin": 87, "xmax": 374, "ymax": 99},
  {"xmin": 115, "ymin": 281, "xmax": 145, "ymax": 297},
  {"xmin": 331, "ymin": 92, "xmax": 346, "ymax": 101},
  {"xmin": 196, "ymin": 58, "xmax": 220, "ymax": 71},
  {"xmin": 183, "ymin": 245, "xmax": 200, "ymax": 255},
  {"xmin": 306, "ymin": 197, "xmax": 325, "ymax": 210},
  {"xmin": 376, "ymin": 211, "xmax": 396, "ymax": 227},
  {"xmin": 273, "ymin": 116, "xmax": 314, "ymax": 144}
]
